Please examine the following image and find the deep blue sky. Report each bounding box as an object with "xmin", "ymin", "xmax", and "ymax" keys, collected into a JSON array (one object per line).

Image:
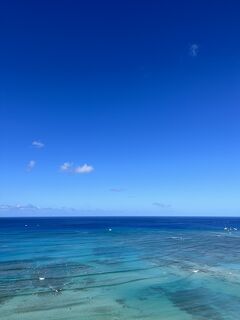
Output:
[{"xmin": 1, "ymin": 0, "xmax": 240, "ymax": 216}]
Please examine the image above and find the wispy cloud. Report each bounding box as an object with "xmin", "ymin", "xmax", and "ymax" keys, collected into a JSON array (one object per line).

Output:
[
  {"xmin": 60, "ymin": 162, "xmax": 73, "ymax": 172},
  {"xmin": 189, "ymin": 44, "xmax": 199, "ymax": 57},
  {"xmin": 0, "ymin": 204, "xmax": 40, "ymax": 211},
  {"xmin": 60, "ymin": 162, "xmax": 94, "ymax": 174},
  {"xmin": 152, "ymin": 202, "xmax": 171, "ymax": 209},
  {"xmin": 32, "ymin": 140, "xmax": 45, "ymax": 148},
  {"xmin": 75, "ymin": 164, "xmax": 94, "ymax": 174},
  {"xmin": 27, "ymin": 160, "xmax": 36, "ymax": 171},
  {"xmin": 0, "ymin": 204, "xmax": 126, "ymax": 217},
  {"xmin": 110, "ymin": 188, "xmax": 125, "ymax": 192}
]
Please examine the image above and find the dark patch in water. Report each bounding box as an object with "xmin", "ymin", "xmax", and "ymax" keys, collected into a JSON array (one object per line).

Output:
[
  {"xmin": 93, "ymin": 246, "xmax": 124, "ymax": 257},
  {"xmin": 0, "ymin": 260, "xmax": 34, "ymax": 272},
  {"xmin": 0, "ymin": 293, "xmax": 11, "ymax": 306},
  {"xmin": 83, "ymin": 277, "xmax": 96, "ymax": 286},
  {"xmin": 93, "ymin": 305, "xmax": 115, "ymax": 314},
  {"xmin": 0, "ymin": 261, "xmax": 93, "ymax": 301},
  {"xmin": 91, "ymin": 258, "xmax": 124, "ymax": 267},
  {"xmin": 116, "ymin": 298, "xmax": 128, "ymax": 308},
  {"xmin": 168, "ymin": 288, "xmax": 224, "ymax": 320},
  {"xmin": 149, "ymin": 285, "xmax": 225, "ymax": 320},
  {"xmin": 16, "ymin": 300, "xmax": 87, "ymax": 314},
  {"xmin": 31, "ymin": 262, "xmax": 90, "ymax": 292}
]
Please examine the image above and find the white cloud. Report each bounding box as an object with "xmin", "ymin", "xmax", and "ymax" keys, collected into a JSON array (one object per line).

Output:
[
  {"xmin": 75, "ymin": 164, "xmax": 94, "ymax": 174},
  {"xmin": 0, "ymin": 204, "xmax": 40, "ymax": 211},
  {"xmin": 110, "ymin": 188, "xmax": 125, "ymax": 192},
  {"xmin": 152, "ymin": 202, "xmax": 171, "ymax": 209},
  {"xmin": 27, "ymin": 160, "xmax": 36, "ymax": 171},
  {"xmin": 189, "ymin": 44, "xmax": 199, "ymax": 57},
  {"xmin": 60, "ymin": 162, "xmax": 94, "ymax": 174},
  {"xmin": 32, "ymin": 140, "xmax": 45, "ymax": 148},
  {"xmin": 60, "ymin": 162, "xmax": 73, "ymax": 172}
]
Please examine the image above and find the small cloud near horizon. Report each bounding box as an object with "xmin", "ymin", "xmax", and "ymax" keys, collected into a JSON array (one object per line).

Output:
[
  {"xmin": 110, "ymin": 188, "xmax": 125, "ymax": 192},
  {"xmin": 152, "ymin": 202, "xmax": 171, "ymax": 209},
  {"xmin": 0, "ymin": 204, "xmax": 40, "ymax": 211},
  {"xmin": 189, "ymin": 44, "xmax": 199, "ymax": 57},
  {"xmin": 27, "ymin": 160, "xmax": 36, "ymax": 171},
  {"xmin": 60, "ymin": 162, "xmax": 94, "ymax": 174},
  {"xmin": 32, "ymin": 140, "xmax": 45, "ymax": 148}
]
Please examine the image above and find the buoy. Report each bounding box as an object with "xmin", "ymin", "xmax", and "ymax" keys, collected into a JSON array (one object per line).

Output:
[{"xmin": 193, "ymin": 269, "xmax": 199, "ymax": 273}]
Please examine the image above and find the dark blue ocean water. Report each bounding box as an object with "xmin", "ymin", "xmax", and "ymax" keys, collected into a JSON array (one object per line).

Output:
[{"xmin": 0, "ymin": 217, "xmax": 240, "ymax": 319}]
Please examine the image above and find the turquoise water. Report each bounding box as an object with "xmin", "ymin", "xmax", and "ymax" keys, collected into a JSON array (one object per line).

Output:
[{"xmin": 0, "ymin": 217, "xmax": 240, "ymax": 319}]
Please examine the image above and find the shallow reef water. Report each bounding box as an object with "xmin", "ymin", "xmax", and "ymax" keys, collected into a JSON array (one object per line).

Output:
[{"xmin": 0, "ymin": 216, "xmax": 240, "ymax": 319}]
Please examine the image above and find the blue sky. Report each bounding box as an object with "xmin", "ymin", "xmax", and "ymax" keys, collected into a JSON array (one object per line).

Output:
[{"xmin": 1, "ymin": 0, "xmax": 240, "ymax": 216}]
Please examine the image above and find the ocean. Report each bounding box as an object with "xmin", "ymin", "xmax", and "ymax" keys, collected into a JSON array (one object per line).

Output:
[{"xmin": 0, "ymin": 217, "xmax": 240, "ymax": 319}]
